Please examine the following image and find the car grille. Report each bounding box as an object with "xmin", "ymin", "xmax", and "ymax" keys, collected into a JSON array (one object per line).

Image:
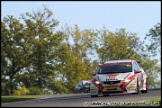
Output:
[
  {"xmin": 107, "ymin": 88, "xmax": 117, "ymax": 90},
  {"xmin": 103, "ymin": 80, "xmax": 121, "ymax": 85}
]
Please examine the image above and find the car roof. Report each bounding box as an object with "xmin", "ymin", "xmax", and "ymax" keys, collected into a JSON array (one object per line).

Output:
[
  {"xmin": 104, "ymin": 59, "xmax": 134, "ymax": 64},
  {"xmin": 82, "ymin": 80, "xmax": 90, "ymax": 83}
]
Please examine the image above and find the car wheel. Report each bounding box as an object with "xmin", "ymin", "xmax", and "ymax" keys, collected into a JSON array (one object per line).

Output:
[
  {"xmin": 141, "ymin": 80, "xmax": 148, "ymax": 93},
  {"xmin": 80, "ymin": 89, "xmax": 84, "ymax": 93},
  {"xmin": 74, "ymin": 90, "xmax": 77, "ymax": 94},
  {"xmin": 91, "ymin": 95, "xmax": 98, "ymax": 97},
  {"xmin": 132, "ymin": 79, "xmax": 139, "ymax": 94},
  {"xmin": 103, "ymin": 93, "xmax": 109, "ymax": 97}
]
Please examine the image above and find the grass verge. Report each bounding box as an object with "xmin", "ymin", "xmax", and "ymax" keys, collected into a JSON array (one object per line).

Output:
[
  {"xmin": 144, "ymin": 98, "xmax": 161, "ymax": 102},
  {"xmin": 143, "ymin": 98, "xmax": 161, "ymax": 107},
  {"xmin": 102, "ymin": 98, "xmax": 161, "ymax": 107},
  {"xmin": 1, "ymin": 96, "xmax": 41, "ymax": 103}
]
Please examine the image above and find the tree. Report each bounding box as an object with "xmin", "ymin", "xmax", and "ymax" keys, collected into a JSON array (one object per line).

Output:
[
  {"xmin": 19, "ymin": 5, "xmax": 65, "ymax": 90},
  {"xmin": 49, "ymin": 25, "xmax": 98, "ymax": 93},
  {"xmin": 144, "ymin": 23, "xmax": 161, "ymax": 57},
  {"xmin": 1, "ymin": 16, "xmax": 30, "ymax": 95},
  {"xmin": 95, "ymin": 28, "xmax": 143, "ymax": 63}
]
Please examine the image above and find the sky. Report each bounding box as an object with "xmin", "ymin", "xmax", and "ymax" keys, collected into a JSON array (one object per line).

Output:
[{"xmin": 1, "ymin": 1, "xmax": 161, "ymax": 61}]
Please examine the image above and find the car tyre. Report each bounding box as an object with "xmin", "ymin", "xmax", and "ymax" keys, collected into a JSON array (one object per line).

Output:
[
  {"xmin": 103, "ymin": 94, "xmax": 109, "ymax": 97},
  {"xmin": 102, "ymin": 93, "xmax": 109, "ymax": 96},
  {"xmin": 91, "ymin": 95, "xmax": 98, "ymax": 97},
  {"xmin": 74, "ymin": 89, "xmax": 77, "ymax": 94}
]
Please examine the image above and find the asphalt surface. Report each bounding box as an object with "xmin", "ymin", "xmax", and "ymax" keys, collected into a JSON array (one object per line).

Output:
[{"xmin": 1, "ymin": 88, "xmax": 161, "ymax": 107}]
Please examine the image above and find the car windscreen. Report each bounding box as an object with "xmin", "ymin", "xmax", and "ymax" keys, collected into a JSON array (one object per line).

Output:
[
  {"xmin": 83, "ymin": 81, "xmax": 90, "ymax": 86},
  {"xmin": 98, "ymin": 62, "xmax": 132, "ymax": 74}
]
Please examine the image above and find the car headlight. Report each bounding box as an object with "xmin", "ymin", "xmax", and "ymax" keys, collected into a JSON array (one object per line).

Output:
[
  {"xmin": 125, "ymin": 79, "xmax": 130, "ymax": 82},
  {"xmin": 95, "ymin": 80, "xmax": 100, "ymax": 84}
]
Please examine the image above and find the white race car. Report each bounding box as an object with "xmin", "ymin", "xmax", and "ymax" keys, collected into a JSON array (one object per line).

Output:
[{"xmin": 90, "ymin": 60, "xmax": 148, "ymax": 97}]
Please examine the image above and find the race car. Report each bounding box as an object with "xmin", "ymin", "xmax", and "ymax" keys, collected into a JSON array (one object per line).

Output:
[
  {"xmin": 74, "ymin": 80, "xmax": 90, "ymax": 93},
  {"xmin": 90, "ymin": 60, "xmax": 148, "ymax": 97}
]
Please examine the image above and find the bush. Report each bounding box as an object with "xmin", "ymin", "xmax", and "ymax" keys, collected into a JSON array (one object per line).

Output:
[
  {"xmin": 26, "ymin": 87, "xmax": 52, "ymax": 95},
  {"xmin": 13, "ymin": 86, "xmax": 29, "ymax": 96},
  {"xmin": 42, "ymin": 89, "xmax": 52, "ymax": 95},
  {"xmin": 27, "ymin": 87, "xmax": 43, "ymax": 95}
]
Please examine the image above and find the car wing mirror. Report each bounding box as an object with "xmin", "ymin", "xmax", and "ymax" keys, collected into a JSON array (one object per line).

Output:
[{"xmin": 135, "ymin": 68, "xmax": 142, "ymax": 73}]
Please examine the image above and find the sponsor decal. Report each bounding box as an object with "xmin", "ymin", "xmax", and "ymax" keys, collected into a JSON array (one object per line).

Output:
[
  {"xmin": 107, "ymin": 74, "xmax": 119, "ymax": 80},
  {"xmin": 129, "ymin": 83, "xmax": 136, "ymax": 87},
  {"xmin": 126, "ymin": 64, "xmax": 131, "ymax": 67},
  {"xmin": 127, "ymin": 88, "xmax": 136, "ymax": 91},
  {"xmin": 102, "ymin": 62, "xmax": 132, "ymax": 66},
  {"xmin": 90, "ymin": 86, "xmax": 96, "ymax": 89},
  {"xmin": 105, "ymin": 85, "xmax": 118, "ymax": 89}
]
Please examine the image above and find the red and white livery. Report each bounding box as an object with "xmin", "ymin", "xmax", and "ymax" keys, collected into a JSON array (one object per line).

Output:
[{"xmin": 90, "ymin": 60, "xmax": 148, "ymax": 97}]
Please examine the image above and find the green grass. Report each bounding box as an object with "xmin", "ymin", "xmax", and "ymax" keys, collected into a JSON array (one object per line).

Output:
[
  {"xmin": 102, "ymin": 98, "xmax": 161, "ymax": 107},
  {"xmin": 144, "ymin": 98, "xmax": 161, "ymax": 102},
  {"xmin": 1, "ymin": 96, "xmax": 41, "ymax": 103},
  {"xmin": 143, "ymin": 98, "xmax": 161, "ymax": 107}
]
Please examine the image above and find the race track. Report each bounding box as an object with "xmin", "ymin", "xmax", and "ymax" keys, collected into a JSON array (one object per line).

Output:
[{"xmin": 1, "ymin": 89, "xmax": 161, "ymax": 107}]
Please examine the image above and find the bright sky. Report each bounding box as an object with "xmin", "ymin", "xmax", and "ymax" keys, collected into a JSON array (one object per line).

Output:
[{"xmin": 1, "ymin": 1, "xmax": 161, "ymax": 61}]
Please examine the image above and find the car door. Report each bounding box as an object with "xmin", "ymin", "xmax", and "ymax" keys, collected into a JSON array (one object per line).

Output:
[{"xmin": 133, "ymin": 61, "xmax": 143, "ymax": 88}]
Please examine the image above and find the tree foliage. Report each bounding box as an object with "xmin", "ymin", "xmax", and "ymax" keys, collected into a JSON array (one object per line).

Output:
[
  {"xmin": 145, "ymin": 23, "xmax": 161, "ymax": 57},
  {"xmin": 19, "ymin": 5, "xmax": 64, "ymax": 90},
  {"xmin": 1, "ymin": 16, "xmax": 30, "ymax": 95},
  {"xmin": 95, "ymin": 28, "xmax": 143, "ymax": 63}
]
